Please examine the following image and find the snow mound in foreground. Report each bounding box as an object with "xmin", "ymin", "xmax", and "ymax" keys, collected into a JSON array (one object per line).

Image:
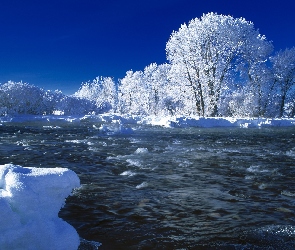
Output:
[{"xmin": 0, "ymin": 164, "xmax": 80, "ymax": 250}]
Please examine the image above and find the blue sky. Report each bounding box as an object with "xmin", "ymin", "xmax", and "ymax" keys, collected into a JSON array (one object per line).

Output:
[{"xmin": 0, "ymin": 0, "xmax": 294, "ymax": 94}]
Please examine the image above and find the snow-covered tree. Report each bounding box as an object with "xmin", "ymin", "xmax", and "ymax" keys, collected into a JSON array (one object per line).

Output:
[
  {"xmin": 48, "ymin": 90, "xmax": 97, "ymax": 115},
  {"xmin": 118, "ymin": 63, "xmax": 179, "ymax": 116},
  {"xmin": 166, "ymin": 12, "xmax": 273, "ymax": 117},
  {"xmin": 270, "ymin": 47, "xmax": 295, "ymax": 117},
  {"xmin": 2, "ymin": 13, "xmax": 293, "ymax": 119},
  {"xmin": 0, "ymin": 81, "xmax": 98, "ymax": 116},
  {"xmin": 142, "ymin": 63, "xmax": 174, "ymax": 115},
  {"xmin": 0, "ymin": 81, "xmax": 45, "ymax": 115},
  {"xmin": 74, "ymin": 76, "xmax": 117, "ymax": 113},
  {"xmin": 118, "ymin": 70, "xmax": 148, "ymax": 114}
]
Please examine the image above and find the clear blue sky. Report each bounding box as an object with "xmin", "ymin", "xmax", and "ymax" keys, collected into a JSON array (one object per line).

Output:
[{"xmin": 0, "ymin": 0, "xmax": 294, "ymax": 94}]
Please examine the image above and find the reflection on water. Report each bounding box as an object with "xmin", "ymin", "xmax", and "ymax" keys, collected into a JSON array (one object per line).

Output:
[{"xmin": 1, "ymin": 120, "xmax": 295, "ymax": 249}]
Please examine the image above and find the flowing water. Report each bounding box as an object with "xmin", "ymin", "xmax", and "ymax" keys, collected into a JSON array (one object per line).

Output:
[{"xmin": 1, "ymin": 118, "xmax": 295, "ymax": 249}]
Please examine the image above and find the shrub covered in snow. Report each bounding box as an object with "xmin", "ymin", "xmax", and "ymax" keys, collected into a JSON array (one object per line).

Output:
[
  {"xmin": 0, "ymin": 81, "xmax": 99, "ymax": 116},
  {"xmin": 0, "ymin": 81, "xmax": 45, "ymax": 115},
  {"xmin": 74, "ymin": 76, "xmax": 117, "ymax": 113}
]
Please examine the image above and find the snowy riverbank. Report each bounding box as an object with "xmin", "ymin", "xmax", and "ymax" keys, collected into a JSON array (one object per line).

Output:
[
  {"xmin": 1, "ymin": 114, "xmax": 295, "ymax": 128},
  {"xmin": 142, "ymin": 116, "xmax": 295, "ymax": 128}
]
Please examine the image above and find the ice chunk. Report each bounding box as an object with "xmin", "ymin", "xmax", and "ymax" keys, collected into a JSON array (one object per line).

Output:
[
  {"xmin": 0, "ymin": 164, "xmax": 80, "ymax": 250},
  {"xmin": 134, "ymin": 148, "xmax": 148, "ymax": 154}
]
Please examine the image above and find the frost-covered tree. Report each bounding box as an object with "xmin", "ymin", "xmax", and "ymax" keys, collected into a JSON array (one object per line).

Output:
[
  {"xmin": 143, "ymin": 63, "xmax": 163, "ymax": 115},
  {"xmin": 50, "ymin": 90, "xmax": 97, "ymax": 115},
  {"xmin": 118, "ymin": 70, "xmax": 148, "ymax": 114},
  {"xmin": 166, "ymin": 12, "xmax": 273, "ymax": 117},
  {"xmin": 270, "ymin": 47, "xmax": 295, "ymax": 117},
  {"xmin": 2, "ymin": 13, "xmax": 293, "ymax": 119},
  {"xmin": 167, "ymin": 64, "xmax": 200, "ymax": 116},
  {"xmin": 0, "ymin": 81, "xmax": 45, "ymax": 115},
  {"xmin": 74, "ymin": 76, "xmax": 117, "ymax": 113},
  {"xmin": 0, "ymin": 81, "xmax": 98, "ymax": 116},
  {"xmin": 118, "ymin": 63, "xmax": 178, "ymax": 115},
  {"xmin": 142, "ymin": 63, "xmax": 175, "ymax": 115}
]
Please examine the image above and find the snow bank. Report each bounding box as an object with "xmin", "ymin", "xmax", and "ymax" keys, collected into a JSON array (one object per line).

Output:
[
  {"xmin": 141, "ymin": 116, "xmax": 295, "ymax": 128},
  {"xmin": 0, "ymin": 164, "xmax": 80, "ymax": 250},
  {"xmin": 1, "ymin": 114, "xmax": 295, "ymax": 128},
  {"xmin": 0, "ymin": 113, "xmax": 141, "ymax": 125},
  {"xmin": 96, "ymin": 114, "xmax": 141, "ymax": 124},
  {"xmin": 0, "ymin": 114, "xmax": 82, "ymax": 123}
]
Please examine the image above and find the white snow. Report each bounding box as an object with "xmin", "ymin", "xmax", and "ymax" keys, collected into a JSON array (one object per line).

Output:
[
  {"xmin": 0, "ymin": 164, "xmax": 80, "ymax": 250},
  {"xmin": 141, "ymin": 116, "xmax": 295, "ymax": 128},
  {"xmin": 1, "ymin": 114, "xmax": 295, "ymax": 128}
]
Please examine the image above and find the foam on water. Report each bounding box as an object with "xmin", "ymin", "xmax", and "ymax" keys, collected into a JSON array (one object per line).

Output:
[
  {"xmin": 98, "ymin": 124, "xmax": 133, "ymax": 135},
  {"xmin": 126, "ymin": 159, "xmax": 143, "ymax": 168},
  {"xmin": 240, "ymin": 225, "xmax": 295, "ymax": 249},
  {"xmin": 65, "ymin": 139, "xmax": 88, "ymax": 144},
  {"xmin": 134, "ymin": 148, "xmax": 148, "ymax": 154},
  {"xmin": 281, "ymin": 190, "xmax": 295, "ymax": 197},
  {"xmin": 120, "ymin": 170, "xmax": 136, "ymax": 177},
  {"xmin": 286, "ymin": 148, "xmax": 295, "ymax": 157},
  {"xmin": 246, "ymin": 165, "xmax": 270, "ymax": 173},
  {"xmin": 43, "ymin": 125, "xmax": 62, "ymax": 129},
  {"xmin": 136, "ymin": 182, "xmax": 148, "ymax": 189}
]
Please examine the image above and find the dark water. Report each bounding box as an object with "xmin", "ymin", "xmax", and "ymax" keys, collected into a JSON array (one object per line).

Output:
[{"xmin": 1, "ymin": 119, "xmax": 295, "ymax": 249}]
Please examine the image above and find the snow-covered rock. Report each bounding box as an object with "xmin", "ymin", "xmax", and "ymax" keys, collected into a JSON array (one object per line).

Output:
[{"xmin": 0, "ymin": 164, "xmax": 80, "ymax": 250}]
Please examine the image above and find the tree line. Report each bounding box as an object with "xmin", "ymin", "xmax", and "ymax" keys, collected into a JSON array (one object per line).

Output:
[
  {"xmin": 115, "ymin": 13, "xmax": 295, "ymax": 117},
  {"xmin": 1, "ymin": 13, "xmax": 295, "ymax": 117}
]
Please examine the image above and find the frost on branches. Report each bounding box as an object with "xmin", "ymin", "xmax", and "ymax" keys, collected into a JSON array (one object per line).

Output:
[
  {"xmin": 270, "ymin": 48, "xmax": 295, "ymax": 117},
  {"xmin": 117, "ymin": 63, "xmax": 179, "ymax": 115},
  {"xmin": 1, "ymin": 13, "xmax": 295, "ymax": 118},
  {"xmin": 0, "ymin": 81, "xmax": 97, "ymax": 116},
  {"xmin": 166, "ymin": 13, "xmax": 273, "ymax": 117},
  {"xmin": 117, "ymin": 13, "xmax": 295, "ymax": 117},
  {"xmin": 74, "ymin": 76, "xmax": 117, "ymax": 113}
]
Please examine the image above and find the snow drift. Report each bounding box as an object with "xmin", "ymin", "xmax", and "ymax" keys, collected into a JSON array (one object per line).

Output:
[
  {"xmin": 158, "ymin": 116, "xmax": 295, "ymax": 128},
  {"xmin": 1, "ymin": 114, "xmax": 295, "ymax": 129},
  {"xmin": 0, "ymin": 164, "xmax": 80, "ymax": 250}
]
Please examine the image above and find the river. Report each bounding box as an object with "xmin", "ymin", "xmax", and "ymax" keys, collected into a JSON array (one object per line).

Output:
[{"xmin": 1, "ymin": 118, "xmax": 295, "ymax": 249}]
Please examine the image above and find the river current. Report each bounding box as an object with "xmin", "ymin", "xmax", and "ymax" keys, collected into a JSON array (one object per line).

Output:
[{"xmin": 1, "ymin": 118, "xmax": 295, "ymax": 249}]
